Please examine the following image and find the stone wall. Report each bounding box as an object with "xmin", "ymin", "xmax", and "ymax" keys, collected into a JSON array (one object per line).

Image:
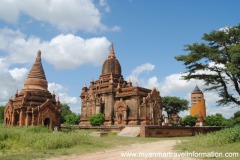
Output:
[{"xmin": 140, "ymin": 126, "xmax": 223, "ymax": 137}]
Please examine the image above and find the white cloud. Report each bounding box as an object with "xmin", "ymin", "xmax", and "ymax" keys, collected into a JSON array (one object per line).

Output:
[
  {"xmin": 9, "ymin": 68, "xmax": 28, "ymax": 82},
  {"xmin": 0, "ymin": 28, "xmax": 111, "ymax": 69},
  {"xmin": 0, "ymin": 0, "xmax": 118, "ymax": 33},
  {"xmin": 48, "ymin": 82, "xmax": 65, "ymax": 93},
  {"xmin": 159, "ymin": 73, "xmax": 204, "ymax": 96},
  {"xmin": 48, "ymin": 82, "xmax": 79, "ymax": 106},
  {"xmin": 0, "ymin": 59, "xmax": 19, "ymax": 102},
  {"xmin": 127, "ymin": 63, "xmax": 155, "ymax": 83},
  {"xmin": 59, "ymin": 93, "xmax": 78, "ymax": 105},
  {"xmin": 99, "ymin": 0, "xmax": 110, "ymax": 13},
  {"xmin": 44, "ymin": 34, "xmax": 110, "ymax": 69},
  {"xmin": 146, "ymin": 76, "xmax": 160, "ymax": 90}
]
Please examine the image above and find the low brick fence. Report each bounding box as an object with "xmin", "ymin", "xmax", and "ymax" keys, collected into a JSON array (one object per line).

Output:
[
  {"xmin": 61, "ymin": 125, "xmax": 224, "ymax": 137},
  {"xmin": 61, "ymin": 125, "xmax": 124, "ymax": 132},
  {"xmin": 140, "ymin": 125, "xmax": 224, "ymax": 137}
]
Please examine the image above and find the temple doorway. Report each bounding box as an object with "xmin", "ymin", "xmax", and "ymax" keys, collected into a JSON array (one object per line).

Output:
[
  {"xmin": 118, "ymin": 113, "xmax": 123, "ymax": 124},
  {"xmin": 100, "ymin": 104, "xmax": 105, "ymax": 115},
  {"xmin": 44, "ymin": 118, "xmax": 50, "ymax": 127},
  {"xmin": 13, "ymin": 113, "xmax": 19, "ymax": 125}
]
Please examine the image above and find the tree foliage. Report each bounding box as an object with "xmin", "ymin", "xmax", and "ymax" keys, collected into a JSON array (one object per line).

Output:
[
  {"xmin": 89, "ymin": 113, "xmax": 105, "ymax": 126},
  {"xmin": 65, "ymin": 113, "xmax": 80, "ymax": 125},
  {"xmin": 206, "ymin": 113, "xmax": 228, "ymax": 126},
  {"xmin": 181, "ymin": 115, "xmax": 197, "ymax": 126},
  {"xmin": 175, "ymin": 24, "xmax": 240, "ymax": 106},
  {"xmin": 0, "ymin": 105, "xmax": 5, "ymax": 123},
  {"xmin": 162, "ymin": 96, "xmax": 189, "ymax": 118},
  {"xmin": 230, "ymin": 110, "xmax": 240, "ymax": 126},
  {"xmin": 60, "ymin": 103, "xmax": 80, "ymax": 124}
]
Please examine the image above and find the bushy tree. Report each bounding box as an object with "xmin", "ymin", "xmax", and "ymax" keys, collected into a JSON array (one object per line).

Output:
[
  {"xmin": 60, "ymin": 103, "xmax": 80, "ymax": 124},
  {"xmin": 206, "ymin": 113, "xmax": 228, "ymax": 126},
  {"xmin": 162, "ymin": 96, "xmax": 189, "ymax": 118},
  {"xmin": 65, "ymin": 113, "xmax": 80, "ymax": 125},
  {"xmin": 175, "ymin": 24, "xmax": 240, "ymax": 106},
  {"xmin": 0, "ymin": 105, "xmax": 5, "ymax": 123},
  {"xmin": 231, "ymin": 111, "xmax": 240, "ymax": 126},
  {"xmin": 89, "ymin": 113, "xmax": 105, "ymax": 126},
  {"xmin": 60, "ymin": 103, "xmax": 73, "ymax": 124},
  {"xmin": 181, "ymin": 115, "xmax": 197, "ymax": 126}
]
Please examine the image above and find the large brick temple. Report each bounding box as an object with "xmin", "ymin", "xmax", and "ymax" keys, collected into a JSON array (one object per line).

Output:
[
  {"xmin": 80, "ymin": 44, "xmax": 163, "ymax": 125},
  {"xmin": 4, "ymin": 51, "xmax": 61, "ymax": 129}
]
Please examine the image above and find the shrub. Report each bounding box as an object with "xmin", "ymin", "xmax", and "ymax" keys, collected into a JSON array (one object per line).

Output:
[
  {"xmin": 181, "ymin": 115, "xmax": 197, "ymax": 126},
  {"xmin": 0, "ymin": 125, "xmax": 97, "ymax": 153},
  {"xmin": 206, "ymin": 113, "xmax": 228, "ymax": 126},
  {"xmin": 89, "ymin": 113, "xmax": 105, "ymax": 126},
  {"xmin": 180, "ymin": 126, "xmax": 240, "ymax": 149},
  {"xmin": 65, "ymin": 113, "xmax": 80, "ymax": 125}
]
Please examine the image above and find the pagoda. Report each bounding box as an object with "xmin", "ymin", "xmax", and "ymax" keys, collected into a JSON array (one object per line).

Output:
[{"xmin": 4, "ymin": 51, "xmax": 61, "ymax": 129}]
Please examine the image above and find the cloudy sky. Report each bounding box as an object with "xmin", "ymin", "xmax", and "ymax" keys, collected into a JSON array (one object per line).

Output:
[{"xmin": 0, "ymin": 0, "xmax": 239, "ymax": 118}]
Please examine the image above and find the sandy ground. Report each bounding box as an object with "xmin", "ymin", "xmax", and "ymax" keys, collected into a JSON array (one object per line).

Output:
[{"xmin": 49, "ymin": 140, "xmax": 198, "ymax": 160}]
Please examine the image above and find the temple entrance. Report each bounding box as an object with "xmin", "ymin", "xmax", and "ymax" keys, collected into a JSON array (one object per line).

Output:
[
  {"xmin": 100, "ymin": 104, "xmax": 105, "ymax": 115},
  {"xmin": 118, "ymin": 113, "xmax": 123, "ymax": 124},
  {"xmin": 44, "ymin": 118, "xmax": 50, "ymax": 127},
  {"xmin": 5, "ymin": 118, "xmax": 8, "ymax": 125},
  {"xmin": 13, "ymin": 113, "xmax": 19, "ymax": 125}
]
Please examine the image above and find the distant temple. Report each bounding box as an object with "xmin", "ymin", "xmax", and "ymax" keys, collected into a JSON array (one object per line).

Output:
[
  {"xmin": 4, "ymin": 51, "xmax": 61, "ymax": 130},
  {"xmin": 80, "ymin": 44, "xmax": 163, "ymax": 125},
  {"xmin": 190, "ymin": 85, "xmax": 206, "ymax": 126}
]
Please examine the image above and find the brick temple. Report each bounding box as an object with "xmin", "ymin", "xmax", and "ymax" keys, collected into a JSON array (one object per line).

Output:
[
  {"xmin": 80, "ymin": 44, "xmax": 163, "ymax": 125},
  {"xmin": 4, "ymin": 51, "xmax": 61, "ymax": 129}
]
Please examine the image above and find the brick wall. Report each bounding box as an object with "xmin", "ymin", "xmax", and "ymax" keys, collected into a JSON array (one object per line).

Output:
[{"xmin": 140, "ymin": 126, "xmax": 223, "ymax": 137}]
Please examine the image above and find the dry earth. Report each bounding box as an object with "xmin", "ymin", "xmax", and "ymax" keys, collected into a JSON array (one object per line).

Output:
[{"xmin": 49, "ymin": 140, "xmax": 198, "ymax": 160}]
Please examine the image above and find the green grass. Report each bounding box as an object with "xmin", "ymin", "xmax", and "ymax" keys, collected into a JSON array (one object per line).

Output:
[
  {"xmin": 0, "ymin": 125, "xmax": 107, "ymax": 160},
  {"xmin": 3, "ymin": 125, "xmax": 239, "ymax": 160},
  {"xmin": 175, "ymin": 126, "xmax": 240, "ymax": 160},
  {"xmin": 0, "ymin": 125, "xmax": 166, "ymax": 160}
]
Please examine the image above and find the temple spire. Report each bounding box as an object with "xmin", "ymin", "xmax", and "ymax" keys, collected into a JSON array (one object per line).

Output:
[
  {"xmin": 192, "ymin": 85, "xmax": 202, "ymax": 94},
  {"xmin": 37, "ymin": 50, "xmax": 41, "ymax": 58},
  {"xmin": 27, "ymin": 50, "xmax": 46, "ymax": 80},
  {"xmin": 23, "ymin": 50, "xmax": 48, "ymax": 90},
  {"xmin": 108, "ymin": 43, "xmax": 116, "ymax": 58}
]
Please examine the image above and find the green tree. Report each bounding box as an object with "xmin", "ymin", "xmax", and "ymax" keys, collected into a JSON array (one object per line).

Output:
[
  {"xmin": 206, "ymin": 113, "xmax": 228, "ymax": 126},
  {"xmin": 175, "ymin": 24, "xmax": 240, "ymax": 106},
  {"xmin": 65, "ymin": 113, "xmax": 80, "ymax": 125},
  {"xmin": 89, "ymin": 113, "xmax": 105, "ymax": 126},
  {"xmin": 60, "ymin": 103, "xmax": 74, "ymax": 124},
  {"xmin": 162, "ymin": 96, "xmax": 189, "ymax": 118},
  {"xmin": 232, "ymin": 111, "xmax": 240, "ymax": 125},
  {"xmin": 0, "ymin": 105, "xmax": 5, "ymax": 123},
  {"xmin": 181, "ymin": 115, "xmax": 197, "ymax": 126}
]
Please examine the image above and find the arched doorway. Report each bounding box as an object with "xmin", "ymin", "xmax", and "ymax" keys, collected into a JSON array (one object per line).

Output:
[
  {"xmin": 44, "ymin": 118, "xmax": 50, "ymax": 127},
  {"xmin": 5, "ymin": 118, "xmax": 8, "ymax": 125},
  {"xmin": 100, "ymin": 104, "xmax": 105, "ymax": 115},
  {"xmin": 118, "ymin": 113, "xmax": 123, "ymax": 124},
  {"xmin": 13, "ymin": 113, "xmax": 19, "ymax": 125}
]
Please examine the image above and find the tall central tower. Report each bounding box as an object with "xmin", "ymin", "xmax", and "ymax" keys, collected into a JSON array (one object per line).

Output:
[{"xmin": 190, "ymin": 85, "xmax": 206, "ymax": 119}]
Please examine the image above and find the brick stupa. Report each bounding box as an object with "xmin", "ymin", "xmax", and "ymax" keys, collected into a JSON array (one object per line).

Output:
[{"xmin": 4, "ymin": 51, "xmax": 61, "ymax": 129}]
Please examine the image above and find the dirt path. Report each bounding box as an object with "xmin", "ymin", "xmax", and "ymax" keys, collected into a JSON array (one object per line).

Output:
[{"xmin": 49, "ymin": 140, "xmax": 198, "ymax": 160}]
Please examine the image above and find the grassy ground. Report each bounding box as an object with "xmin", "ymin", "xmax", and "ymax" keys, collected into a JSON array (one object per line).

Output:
[
  {"xmin": 175, "ymin": 126, "xmax": 240, "ymax": 160},
  {"xmin": 2, "ymin": 125, "xmax": 239, "ymax": 160},
  {"xmin": 0, "ymin": 125, "xmax": 173, "ymax": 160}
]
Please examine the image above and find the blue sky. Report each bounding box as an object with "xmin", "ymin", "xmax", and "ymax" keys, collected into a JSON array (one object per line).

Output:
[{"xmin": 0, "ymin": 0, "xmax": 239, "ymax": 118}]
